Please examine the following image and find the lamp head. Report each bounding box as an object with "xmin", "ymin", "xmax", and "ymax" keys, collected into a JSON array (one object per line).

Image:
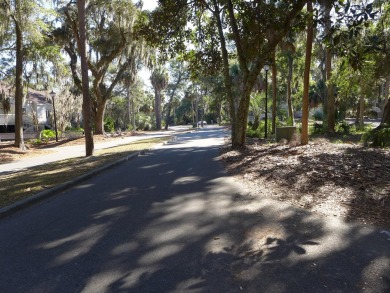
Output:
[{"xmin": 50, "ymin": 90, "xmax": 56, "ymax": 98}]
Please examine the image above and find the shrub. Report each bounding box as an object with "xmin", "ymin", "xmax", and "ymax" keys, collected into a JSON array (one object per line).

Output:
[
  {"xmin": 65, "ymin": 126, "xmax": 84, "ymax": 131},
  {"xmin": 143, "ymin": 123, "xmax": 152, "ymax": 131},
  {"xmin": 104, "ymin": 117, "xmax": 115, "ymax": 132},
  {"xmin": 335, "ymin": 121, "xmax": 351, "ymax": 135},
  {"xmin": 40, "ymin": 129, "xmax": 58, "ymax": 141},
  {"xmin": 246, "ymin": 121, "xmax": 270, "ymax": 138},
  {"xmin": 30, "ymin": 139, "xmax": 43, "ymax": 145},
  {"xmin": 309, "ymin": 122, "xmax": 326, "ymax": 135},
  {"xmin": 362, "ymin": 127, "xmax": 390, "ymax": 147},
  {"xmin": 277, "ymin": 108, "xmax": 288, "ymax": 122}
]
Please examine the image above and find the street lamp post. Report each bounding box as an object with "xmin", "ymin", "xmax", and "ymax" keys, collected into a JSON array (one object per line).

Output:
[
  {"xmin": 264, "ymin": 63, "xmax": 270, "ymax": 138},
  {"xmin": 50, "ymin": 90, "xmax": 58, "ymax": 142}
]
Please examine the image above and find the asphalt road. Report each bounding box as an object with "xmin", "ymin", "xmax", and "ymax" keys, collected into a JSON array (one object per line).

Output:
[{"xmin": 0, "ymin": 127, "xmax": 389, "ymax": 293}]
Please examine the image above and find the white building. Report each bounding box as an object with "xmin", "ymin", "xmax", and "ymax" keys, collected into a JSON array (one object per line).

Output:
[{"xmin": 0, "ymin": 84, "xmax": 53, "ymax": 133}]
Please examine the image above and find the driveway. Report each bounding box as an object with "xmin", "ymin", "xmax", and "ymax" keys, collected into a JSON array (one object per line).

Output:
[{"xmin": 0, "ymin": 126, "xmax": 389, "ymax": 292}]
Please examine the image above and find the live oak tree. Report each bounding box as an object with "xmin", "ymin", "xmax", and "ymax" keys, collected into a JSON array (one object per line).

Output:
[
  {"xmin": 76, "ymin": 0, "xmax": 94, "ymax": 156},
  {"xmin": 319, "ymin": 0, "xmax": 336, "ymax": 133},
  {"xmin": 55, "ymin": 0, "xmax": 151, "ymax": 135},
  {"xmin": 0, "ymin": 0, "xmax": 50, "ymax": 149},
  {"xmin": 139, "ymin": 0, "xmax": 310, "ymax": 148}
]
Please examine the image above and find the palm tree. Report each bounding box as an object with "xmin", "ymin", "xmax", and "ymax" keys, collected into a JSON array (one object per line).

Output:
[{"xmin": 151, "ymin": 68, "xmax": 168, "ymax": 130}]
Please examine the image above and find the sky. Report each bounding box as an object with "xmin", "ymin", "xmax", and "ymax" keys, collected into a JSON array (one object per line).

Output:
[
  {"xmin": 142, "ymin": 0, "xmax": 158, "ymax": 11},
  {"xmin": 138, "ymin": 1, "xmax": 158, "ymax": 90}
]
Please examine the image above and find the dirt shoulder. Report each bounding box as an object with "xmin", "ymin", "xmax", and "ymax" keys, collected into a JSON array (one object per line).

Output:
[{"xmin": 219, "ymin": 138, "xmax": 390, "ymax": 229}]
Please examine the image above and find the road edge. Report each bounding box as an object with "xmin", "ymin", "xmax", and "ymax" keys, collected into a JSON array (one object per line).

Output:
[{"xmin": 0, "ymin": 137, "xmax": 176, "ymax": 219}]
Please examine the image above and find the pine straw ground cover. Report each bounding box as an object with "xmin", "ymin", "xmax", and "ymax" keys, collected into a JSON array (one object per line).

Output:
[
  {"xmin": 0, "ymin": 135, "xmax": 170, "ymax": 208},
  {"xmin": 219, "ymin": 138, "xmax": 390, "ymax": 229}
]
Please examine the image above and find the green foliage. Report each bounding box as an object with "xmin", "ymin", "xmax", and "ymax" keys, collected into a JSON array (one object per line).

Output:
[
  {"xmin": 104, "ymin": 117, "xmax": 115, "ymax": 132},
  {"xmin": 137, "ymin": 113, "xmax": 152, "ymax": 131},
  {"xmin": 40, "ymin": 129, "xmax": 58, "ymax": 141},
  {"xmin": 362, "ymin": 127, "xmax": 390, "ymax": 147},
  {"xmin": 246, "ymin": 121, "xmax": 271, "ymax": 139},
  {"xmin": 309, "ymin": 122, "xmax": 326, "ymax": 135},
  {"xmin": 65, "ymin": 126, "xmax": 84, "ymax": 132},
  {"xmin": 29, "ymin": 139, "xmax": 43, "ymax": 145},
  {"xmin": 143, "ymin": 123, "xmax": 152, "ymax": 131},
  {"xmin": 286, "ymin": 116, "xmax": 294, "ymax": 126},
  {"xmin": 335, "ymin": 121, "xmax": 351, "ymax": 135},
  {"xmin": 277, "ymin": 108, "xmax": 288, "ymax": 122}
]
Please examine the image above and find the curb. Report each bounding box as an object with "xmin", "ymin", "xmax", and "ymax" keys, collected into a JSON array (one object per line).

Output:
[
  {"xmin": 0, "ymin": 135, "xmax": 177, "ymax": 219},
  {"xmin": 0, "ymin": 151, "xmax": 143, "ymax": 219}
]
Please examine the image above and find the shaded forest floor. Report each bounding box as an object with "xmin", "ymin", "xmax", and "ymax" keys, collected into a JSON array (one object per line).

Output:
[{"xmin": 219, "ymin": 137, "xmax": 390, "ymax": 229}]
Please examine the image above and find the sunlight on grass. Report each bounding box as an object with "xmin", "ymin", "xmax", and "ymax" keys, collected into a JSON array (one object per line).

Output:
[{"xmin": 0, "ymin": 137, "xmax": 171, "ymax": 208}]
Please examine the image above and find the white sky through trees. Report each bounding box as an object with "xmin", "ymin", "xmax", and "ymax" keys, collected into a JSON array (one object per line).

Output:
[{"xmin": 142, "ymin": 0, "xmax": 157, "ymax": 11}]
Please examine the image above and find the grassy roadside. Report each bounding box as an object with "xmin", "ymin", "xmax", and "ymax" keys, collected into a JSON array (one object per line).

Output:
[{"xmin": 0, "ymin": 137, "xmax": 171, "ymax": 208}]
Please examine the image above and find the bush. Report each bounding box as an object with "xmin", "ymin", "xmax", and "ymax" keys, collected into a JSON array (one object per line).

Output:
[
  {"xmin": 309, "ymin": 122, "xmax": 326, "ymax": 135},
  {"xmin": 362, "ymin": 127, "xmax": 390, "ymax": 147},
  {"xmin": 30, "ymin": 139, "xmax": 43, "ymax": 145},
  {"xmin": 143, "ymin": 123, "xmax": 152, "ymax": 131},
  {"xmin": 277, "ymin": 108, "xmax": 288, "ymax": 122},
  {"xmin": 65, "ymin": 126, "xmax": 84, "ymax": 131},
  {"xmin": 335, "ymin": 121, "xmax": 351, "ymax": 135},
  {"xmin": 104, "ymin": 117, "xmax": 115, "ymax": 132},
  {"xmin": 40, "ymin": 129, "xmax": 60, "ymax": 142},
  {"xmin": 246, "ymin": 121, "xmax": 270, "ymax": 138}
]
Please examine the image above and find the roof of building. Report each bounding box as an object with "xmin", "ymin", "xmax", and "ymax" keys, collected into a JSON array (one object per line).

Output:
[{"xmin": 0, "ymin": 83, "xmax": 49, "ymax": 104}]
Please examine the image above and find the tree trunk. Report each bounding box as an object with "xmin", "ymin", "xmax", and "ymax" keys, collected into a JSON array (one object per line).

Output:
[
  {"xmin": 231, "ymin": 85, "xmax": 252, "ymax": 147},
  {"xmin": 287, "ymin": 53, "xmax": 294, "ymax": 125},
  {"xmin": 301, "ymin": 1, "xmax": 313, "ymax": 145},
  {"xmin": 358, "ymin": 95, "xmax": 365, "ymax": 129},
  {"xmin": 94, "ymin": 100, "xmax": 107, "ymax": 134},
  {"xmin": 380, "ymin": 100, "xmax": 390, "ymax": 126},
  {"xmin": 13, "ymin": 2, "xmax": 25, "ymax": 150},
  {"xmin": 326, "ymin": 46, "xmax": 335, "ymax": 132},
  {"xmin": 324, "ymin": 1, "xmax": 335, "ymax": 133},
  {"xmin": 164, "ymin": 105, "xmax": 171, "ymax": 130},
  {"xmin": 132, "ymin": 95, "xmax": 136, "ymax": 130},
  {"xmin": 381, "ymin": 76, "xmax": 389, "ymax": 120},
  {"xmin": 77, "ymin": 0, "xmax": 94, "ymax": 156},
  {"xmin": 127, "ymin": 87, "xmax": 131, "ymax": 128},
  {"xmin": 271, "ymin": 51, "xmax": 277, "ymax": 134},
  {"xmin": 195, "ymin": 95, "xmax": 199, "ymax": 126},
  {"xmin": 155, "ymin": 90, "xmax": 162, "ymax": 130},
  {"xmin": 215, "ymin": 0, "xmax": 307, "ymax": 148}
]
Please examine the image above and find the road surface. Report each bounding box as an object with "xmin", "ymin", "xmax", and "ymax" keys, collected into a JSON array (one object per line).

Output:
[{"xmin": 0, "ymin": 127, "xmax": 389, "ymax": 292}]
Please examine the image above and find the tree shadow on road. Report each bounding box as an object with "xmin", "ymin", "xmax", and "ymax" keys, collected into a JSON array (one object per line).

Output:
[{"xmin": 0, "ymin": 136, "xmax": 389, "ymax": 293}]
